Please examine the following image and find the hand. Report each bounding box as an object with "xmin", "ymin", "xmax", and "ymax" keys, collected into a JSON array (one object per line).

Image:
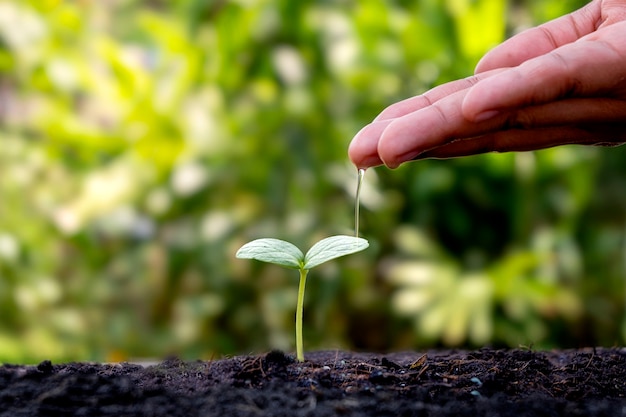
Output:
[{"xmin": 349, "ymin": 0, "xmax": 626, "ymax": 169}]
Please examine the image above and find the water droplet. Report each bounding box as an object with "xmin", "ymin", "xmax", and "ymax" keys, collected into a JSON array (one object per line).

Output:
[{"xmin": 355, "ymin": 168, "xmax": 366, "ymax": 238}]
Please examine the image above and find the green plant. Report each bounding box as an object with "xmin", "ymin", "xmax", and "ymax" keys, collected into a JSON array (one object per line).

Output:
[{"xmin": 236, "ymin": 235, "xmax": 369, "ymax": 361}]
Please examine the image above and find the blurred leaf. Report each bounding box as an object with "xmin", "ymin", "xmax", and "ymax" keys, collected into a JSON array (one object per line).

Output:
[
  {"xmin": 0, "ymin": 0, "xmax": 617, "ymax": 361},
  {"xmin": 447, "ymin": 0, "xmax": 506, "ymax": 62}
]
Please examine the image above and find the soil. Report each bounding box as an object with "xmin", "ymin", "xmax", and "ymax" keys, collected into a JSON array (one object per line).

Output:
[{"xmin": 1, "ymin": 347, "xmax": 625, "ymax": 416}]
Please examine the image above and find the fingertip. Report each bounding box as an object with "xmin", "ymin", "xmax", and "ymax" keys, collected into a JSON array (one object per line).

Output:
[
  {"xmin": 471, "ymin": 109, "xmax": 502, "ymax": 123},
  {"xmin": 377, "ymin": 119, "xmax": 422, "ymax": 169},
  {"xmin": 474, "ymin": 54, "xmax": 492, "ymax": 75},
  {"xmin": 473, "ymin": 45, "xmax": 513, "ymax": 74},
  {"xmin": 461, "ymin": 80, "xmax": 483, "ymax": 121},
  {"xmin": 348, "ymin": 142, "xmax": 383, "ymax": 168},
  {"xmin": 461, "ymin": 77, "xmax": 503, "ymax": 122},
  {"xmin": 348, "ymin": 121, "xmax": 391, "ymax": 168}
]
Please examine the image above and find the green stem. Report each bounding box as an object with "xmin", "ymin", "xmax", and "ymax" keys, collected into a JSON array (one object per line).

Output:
[{"xmin": 296, "ymin": 268, "xmax": 308, "ymax": 362}]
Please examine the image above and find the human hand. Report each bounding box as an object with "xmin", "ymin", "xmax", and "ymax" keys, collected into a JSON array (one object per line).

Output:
[{"xmin": 349, "ymin": 0, "xmax": 626, "ymax": 169}]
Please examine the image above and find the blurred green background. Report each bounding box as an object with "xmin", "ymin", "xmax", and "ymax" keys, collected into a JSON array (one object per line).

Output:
[{"xmin": 2, "ymin": 0, "xmax": 625, "ymax": 363}]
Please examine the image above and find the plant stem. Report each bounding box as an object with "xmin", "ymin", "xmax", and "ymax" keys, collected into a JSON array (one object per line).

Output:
[{"xmin": 296, "ymin": 268, "xmax": 308, "ymax": 362}]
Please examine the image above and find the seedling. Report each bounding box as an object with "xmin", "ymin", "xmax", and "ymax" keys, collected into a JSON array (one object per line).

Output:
[{"xmin": 236, "ymin": 235, "xmax": 369, "ymax": 361}]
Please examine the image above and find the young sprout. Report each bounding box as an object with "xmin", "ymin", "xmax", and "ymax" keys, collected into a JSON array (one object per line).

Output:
[{"xmin": 236, "ymin": 235, "xmax": 369, "ymax": 361}]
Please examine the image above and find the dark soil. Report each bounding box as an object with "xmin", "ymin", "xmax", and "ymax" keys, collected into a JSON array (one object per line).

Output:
[{"xmin": 1, "ymin": 347, "xmax": 625, "ymax": 416}]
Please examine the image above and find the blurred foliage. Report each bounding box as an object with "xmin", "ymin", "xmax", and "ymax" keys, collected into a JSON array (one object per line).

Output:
[{"xmin": 1, "ymin": 0, "xmax": 624, "ymax": 363}]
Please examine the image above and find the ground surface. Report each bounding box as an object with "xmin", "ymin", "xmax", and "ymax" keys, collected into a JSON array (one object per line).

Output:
[{"xmin": 1, "ymin": 348, "xmax": 625, "ymax": 416}]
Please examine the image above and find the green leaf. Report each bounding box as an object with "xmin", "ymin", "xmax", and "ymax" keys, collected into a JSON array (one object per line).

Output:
[
  {"xmin": 235, "ymin": 238, "xmax": 304, "ymax": 269},
  {"xmin": 303, "ymin": 235, "xmax": 369, "ymax": 270}
]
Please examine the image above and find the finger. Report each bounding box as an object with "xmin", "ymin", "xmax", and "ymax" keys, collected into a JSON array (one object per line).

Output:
[
  {"xmin": 414, "ymin": 125, "xmax": 626, "ymax": 160},
  {"xmin": 377, "ymin": 96, "xmax": 626, "ymax": 167},
  {"xmin": 376, "ymin": 89, "xmax": 505, "ymax": 167},
  {"xmin": 373, "ymin": 68, "xmax": 505, "ymax": 121},
  {"xmin": 351, "ymin": 77, "xmax": 491, "ymax": 168},
  {"xmin": 475, "ymin": 1, "xmax": 600, "ymax": 73},
  {"xmin": 463, "ymin": 28, "xmax": 626, "ymax": 122},
  {"xmin": 348, "ymin": 120, "xmax": 392, "ymax": 168}
]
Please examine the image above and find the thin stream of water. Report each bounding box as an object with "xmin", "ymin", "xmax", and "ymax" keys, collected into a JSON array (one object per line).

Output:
[{"xmin": 355, "ymin": 168, "xmax": 365, "ymax": 238}]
